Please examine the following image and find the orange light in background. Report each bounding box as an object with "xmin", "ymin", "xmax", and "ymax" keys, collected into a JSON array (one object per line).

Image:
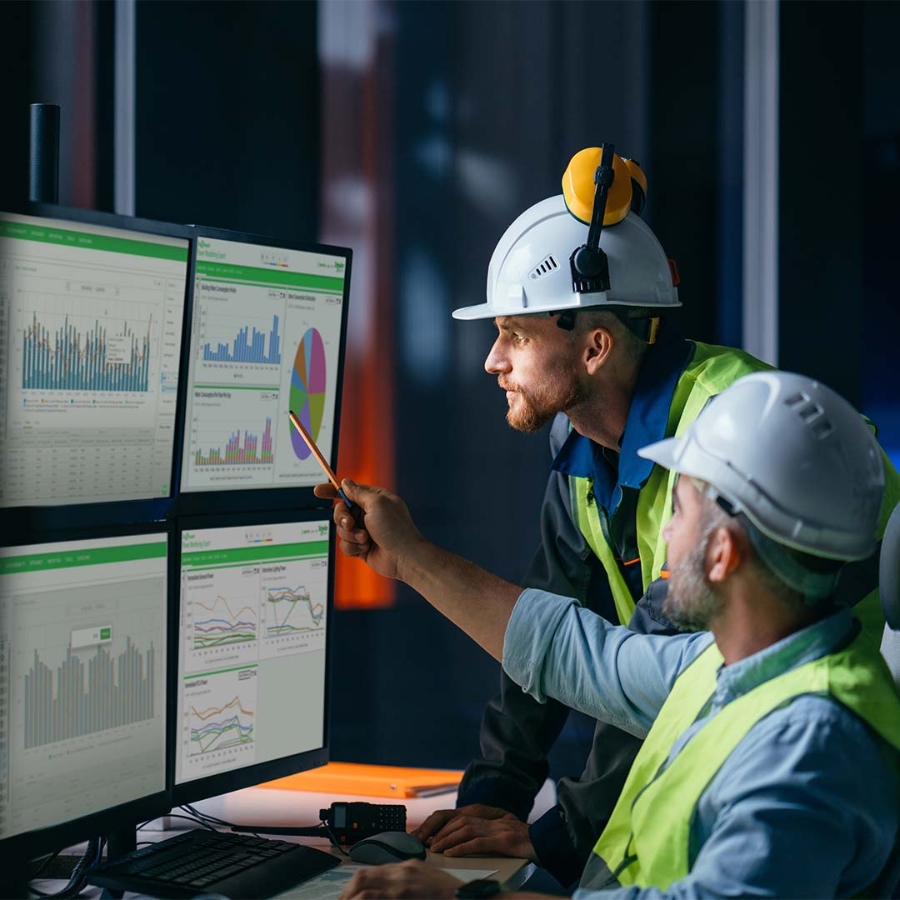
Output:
[{"xmin": 321, "ymin": 1, "xmax": 396, "ymax": 609}]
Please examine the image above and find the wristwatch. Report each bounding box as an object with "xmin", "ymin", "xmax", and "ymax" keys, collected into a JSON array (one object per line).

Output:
[{"xmin": 455, "ymin": 878, "xmax": 503, "ymax": 899}]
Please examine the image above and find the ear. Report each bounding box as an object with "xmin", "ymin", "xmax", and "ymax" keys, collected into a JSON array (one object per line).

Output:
[
  {"xmin": 583, "ymin": 325, "xmax": 615, "ymax": 375},
  {"xmin": 706, "ymin": 526, "xmax": 744, "ymax": 584}
]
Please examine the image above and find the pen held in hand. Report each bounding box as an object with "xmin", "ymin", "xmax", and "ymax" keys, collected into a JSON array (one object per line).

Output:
[{"xmin": 288, "ymin": 410, "xmax": 353, "ymax": 509}]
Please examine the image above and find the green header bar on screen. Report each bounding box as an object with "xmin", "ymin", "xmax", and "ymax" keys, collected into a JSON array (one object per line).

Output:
[
  {"xmin": 195, "ymin": 260, "xmax": 344, "ymax": 292},
  {"xmin": 181, "ymin": 541, "xmax": 329, "ymax": 569},
  {"xmin": 0, "ymin": 541, "xmax": 167, "ymax": 576},
  {"xmin": 0, "ymin": 220, "xmax": 187, "ymax": 261}
]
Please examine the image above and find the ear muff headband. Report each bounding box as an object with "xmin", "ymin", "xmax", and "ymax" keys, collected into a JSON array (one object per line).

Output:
[{"xmin": 563, "ymin": 147, "xmax": 647, "ymax": 226}]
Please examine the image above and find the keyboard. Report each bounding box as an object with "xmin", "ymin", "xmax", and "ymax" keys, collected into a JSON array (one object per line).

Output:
[{"xmin": 86, "ymin": 829, "xmax": 340, "ymax": 899}]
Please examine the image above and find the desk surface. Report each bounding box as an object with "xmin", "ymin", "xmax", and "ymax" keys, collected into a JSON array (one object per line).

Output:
[
  {"xmin": 186, "ymin": 783, "xmax": 534, "ymax": 887},
  {"xmin": 33, "ymin": 782, "xmax": 542, "ymax": 897},
  {"xmin": 133, "ymin": 786, "xmax": 536, "ymax": 900}
]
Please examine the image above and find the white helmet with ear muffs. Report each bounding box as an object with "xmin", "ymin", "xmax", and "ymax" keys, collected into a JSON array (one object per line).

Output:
[
  {"xmin": 638, "ymin": 371, "xmax": 886, "ymax": 563},
  {"xmin": 452, "ymin": 145, "xmax": 681, "ymax": 322}
]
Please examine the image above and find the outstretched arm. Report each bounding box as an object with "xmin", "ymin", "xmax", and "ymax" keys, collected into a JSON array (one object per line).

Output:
[{"xmin": 315, "ymin": 479, "xmax": 521, "ymax": 660}]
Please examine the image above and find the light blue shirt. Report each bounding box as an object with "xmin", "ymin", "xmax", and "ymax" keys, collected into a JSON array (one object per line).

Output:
[{"xmin": 503, "ymin": 590, "xmax": 899, "ymax": 899}]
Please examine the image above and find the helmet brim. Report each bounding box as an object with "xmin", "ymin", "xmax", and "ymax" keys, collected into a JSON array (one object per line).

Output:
[{"xmin": 451, "ymin": 303, "xmax": 497, "ymax": 321}]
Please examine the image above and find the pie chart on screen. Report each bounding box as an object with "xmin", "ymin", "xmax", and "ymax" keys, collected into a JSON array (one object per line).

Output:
[{"xmin": 289, "ymin": 328, "xmax": 327, "ymax": 460}]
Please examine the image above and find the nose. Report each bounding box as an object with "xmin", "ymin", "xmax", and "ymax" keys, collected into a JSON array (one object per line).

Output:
[{"xmin": 484, "ymin": 337, "xmax": 509, "ymax": 375}]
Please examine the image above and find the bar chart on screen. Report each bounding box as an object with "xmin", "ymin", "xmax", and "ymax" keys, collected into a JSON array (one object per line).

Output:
[
  {"xmin": 181, "ymin": 237, "xmax": 345, "ymax": 493},
  {"xmin": 0, "ymin": 213, "xmax": 187, "ymax": 506},
  {"xmin": 0, "ymin": 534, "xmax": 168, "ymax": 839}
]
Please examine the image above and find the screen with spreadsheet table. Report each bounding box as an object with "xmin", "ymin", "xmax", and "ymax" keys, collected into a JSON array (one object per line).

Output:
[
  {"xmin": 0, "ymin": 209, "xmax": 189, "ymax": 507},
  {"xmin": 173, "ymin": 514, "xmax": 331, "ymax": 802},
  {"xmin": 178, "ymin": 231, "xmax": 349, "ymax": 498},
  {"xmin": 0, "ymin": 531, "xmax": 169, "ymax": 849}
]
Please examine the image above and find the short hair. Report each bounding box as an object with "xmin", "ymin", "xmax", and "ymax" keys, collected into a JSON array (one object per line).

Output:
[
  {"xmin": 573, "ymin": 308, "xmax": 651, "ymax": 363},
  {"xmin": 695, "ymin": 488, "xmax": 841, "ymax": 613}
]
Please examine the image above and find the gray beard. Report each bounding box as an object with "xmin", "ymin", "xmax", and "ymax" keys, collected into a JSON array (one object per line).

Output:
[{"xmin": 663, "ymin": 535, "xmax": 724, "ymax": 632}]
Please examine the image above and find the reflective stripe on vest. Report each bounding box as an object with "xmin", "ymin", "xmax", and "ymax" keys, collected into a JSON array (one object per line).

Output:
[
  {"xmin": 572, "ymin": 342, "xmax": 770, "ymax": 625},
  {"xmin": 591, "ymin": 632, "xmax": 900, "ymax": 890}
]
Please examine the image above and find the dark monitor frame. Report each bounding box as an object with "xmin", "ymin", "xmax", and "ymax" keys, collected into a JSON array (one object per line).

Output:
[
  {"xmin": 0, "ymin": 520, "xmax": 175, "ymax": 872},
  {"xmin": 169, "ymin": 507, "xmax": 334, "ymax": 809},
  {"xmin": 0, "ymin": 201, "xmax": 194, "ymax": 531},
  {"xmin": 171, "ymin": 224, "xmax": 352, "ymax": 517}
]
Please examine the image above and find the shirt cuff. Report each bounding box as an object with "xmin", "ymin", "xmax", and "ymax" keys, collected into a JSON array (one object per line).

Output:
[
  {"xmin": 503, "ymin": 588, "xmax": 578, "ymax": 698},
  {"xmin": 528, "ymin": 805, "xmax": 587, "ymax": 891}
]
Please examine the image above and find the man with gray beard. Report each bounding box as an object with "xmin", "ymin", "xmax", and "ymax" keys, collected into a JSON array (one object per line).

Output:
[{"xmin": 317, "ymin": 370, "xmax": 900, "ymax": 900}]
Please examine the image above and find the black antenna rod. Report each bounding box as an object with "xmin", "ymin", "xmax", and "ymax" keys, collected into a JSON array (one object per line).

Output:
[{"xmin": 29, "ymin": 103, "xmax": 60, "ymax": 203}]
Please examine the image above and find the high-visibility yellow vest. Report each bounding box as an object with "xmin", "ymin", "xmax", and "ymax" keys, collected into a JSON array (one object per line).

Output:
[
  {"xmin": 572, "ymin": 340, "xmax": 770, "ymax": 626},
  {"xmin": 590, "ymin": 633, "xmax": 900, "ymax": 890}
]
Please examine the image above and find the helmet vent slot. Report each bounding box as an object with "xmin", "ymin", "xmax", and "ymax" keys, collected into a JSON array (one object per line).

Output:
[
  {"xmin": 784, "ymin": 393, "xmax": 833, "ymax": 439},
  {"xmin": 529, "ymin": 255, "xmax": 559, "ymax": 280}
]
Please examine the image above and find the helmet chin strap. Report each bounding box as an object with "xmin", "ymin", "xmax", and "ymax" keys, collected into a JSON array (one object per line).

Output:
[{"xmin": 552, "ymin": 307, "xmax": 662, "ymax": 345}]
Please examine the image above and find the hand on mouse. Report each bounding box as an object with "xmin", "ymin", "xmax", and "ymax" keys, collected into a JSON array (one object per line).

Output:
[
  {"xmin": 313, "ymin": 480, "xmax": 426, "ymax": 582},
  {"xmin": 338, "ymin": 859, "xmax": 459, "ymax": 899},
  {"xmin": 415, "ymin": 804, "xmax": 537, "ymax": 861}
]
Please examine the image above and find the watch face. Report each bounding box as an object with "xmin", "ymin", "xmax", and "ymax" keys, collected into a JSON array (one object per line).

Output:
[{"xmin": 456, "ymin": 878, "xmax": 502, "ymax": 899}]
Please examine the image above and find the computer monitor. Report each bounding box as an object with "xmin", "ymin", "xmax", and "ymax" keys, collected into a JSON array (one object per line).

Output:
[
  {"xmin": 176, "ymin": 227, "xmax": 351, "ymax": 512},
  {"xmin": 0, "ymin": 528, "xmax": 170, "ymax": 874},
  {"xmin": 0, "ymin": 205, "xmax": 190, "ymax": 510},
  {"xmin": 171, "ymin": 510, "xmax": 332, "ymax": 806}
]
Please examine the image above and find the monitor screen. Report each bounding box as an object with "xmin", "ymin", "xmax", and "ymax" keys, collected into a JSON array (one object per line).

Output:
[
  {"xmin": 178, "ymin": 232, "xmax": 349, "ymax": 501},
  {"xmin": 0, "ymin": 209, "xmax": 189, "ymax": 508},
  {"xmin": 0, "ymin": 530, "xmax": 169, "ymax": 857},
  {"xmin": 173, "ymin": 514, "xmax": 331, "ymax": 803}
]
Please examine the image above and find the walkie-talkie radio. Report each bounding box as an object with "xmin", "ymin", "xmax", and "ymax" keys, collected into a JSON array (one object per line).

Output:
[
  {"xmin": 230, "ymin": 800, "xmax": 407, "ymax": 846},
  {"xmin": 320, "ymin": 802, "xmax": 407, "ymax": 846}
]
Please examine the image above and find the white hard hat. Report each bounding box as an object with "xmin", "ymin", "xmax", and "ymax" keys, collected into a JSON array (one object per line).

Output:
[
  {"xmin": 452, "ymin": 194, "xmax": 680, "ymax": 321},
  {"xmin": 638, "ymin": 371, "xmax": 885, "ymax": 561}
]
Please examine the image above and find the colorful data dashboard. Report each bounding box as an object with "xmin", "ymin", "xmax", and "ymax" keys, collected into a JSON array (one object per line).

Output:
[
  {"xmin": 174, "ymin": 520, "xmax": 329, "ymax": 784},
  {"xmin": 180, "ymin": 237, "xmax": 346, "ymax": 492},
  {"xmin": 0, "ymin": 213, "xmax": 188, "ymax": 506},
  {"xmin": 0, "ymin": 533, "xmax": 168, "ymax": 840}
]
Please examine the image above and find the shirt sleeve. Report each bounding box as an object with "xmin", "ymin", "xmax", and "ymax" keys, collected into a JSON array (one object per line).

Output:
[{"xmin": 502, "ymin": 588, "xmax": 710, "ymax": 738}]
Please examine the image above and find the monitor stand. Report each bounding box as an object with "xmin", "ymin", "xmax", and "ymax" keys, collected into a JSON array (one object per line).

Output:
[
  {"xmin": 102, "ymin": 826, "xmax": 138, "ymax": 900},
  {"xmin": 0, "ymin": 868, "xmax": 29, "ymax": 900}
]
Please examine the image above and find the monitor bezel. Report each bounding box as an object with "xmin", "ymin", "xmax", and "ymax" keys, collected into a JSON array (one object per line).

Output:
[
  {"xmin": 0, "ymin": 520, "xmax": 175, "ymax": 864},
  {"xmin": 171, "ymin": 223, "xmax": 352, "ymax": 516},
  {"xmin": 169, "ymin": 507, "xmax": 334, "ymax": 809},
  {"xmin": 0, "ymin": 201, "xmax": 194, "ymax": 529}
]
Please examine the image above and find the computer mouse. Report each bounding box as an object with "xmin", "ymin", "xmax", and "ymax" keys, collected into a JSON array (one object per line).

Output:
[{"xmin": 347, "ymin": 831, "xmax": 427, "ymax": 865}]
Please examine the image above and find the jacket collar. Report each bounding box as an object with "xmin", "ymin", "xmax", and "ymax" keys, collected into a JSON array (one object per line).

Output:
[{"xmin": 552, "ymin": 323, "xmax": 692, "ymax": 510}]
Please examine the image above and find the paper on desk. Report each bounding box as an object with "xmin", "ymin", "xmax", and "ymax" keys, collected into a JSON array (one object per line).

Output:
[
  {"xmin": 275, "ymin": 863, "xmax": 499, "ymax": 900},
  {"xmin": 442, "ymin": 868, "xmax": 499, "ymax": 882}
]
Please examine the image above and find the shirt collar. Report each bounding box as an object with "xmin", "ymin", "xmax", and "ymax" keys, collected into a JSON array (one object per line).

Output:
[
  {"xmin": 552, "ymin": 323, "xmax": 693, "ymax": 495},
  {"xmin": 712, "ymin": 606, "xmax": 858, "ymax": 704}
]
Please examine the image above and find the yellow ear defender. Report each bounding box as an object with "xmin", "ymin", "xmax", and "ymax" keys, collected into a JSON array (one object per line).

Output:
[
  {"xmin": 558, "ymin": 144, "xmax": 663, "ymax": 345},
  {"xmin": 562, "ymin": 146, "xmax": 648, "ymax": 225}
]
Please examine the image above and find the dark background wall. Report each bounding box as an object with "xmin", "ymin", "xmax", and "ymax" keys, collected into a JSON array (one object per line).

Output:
[{"xmin": 1, "ymin": 0, "xmax": 897, "ymax": 782}]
